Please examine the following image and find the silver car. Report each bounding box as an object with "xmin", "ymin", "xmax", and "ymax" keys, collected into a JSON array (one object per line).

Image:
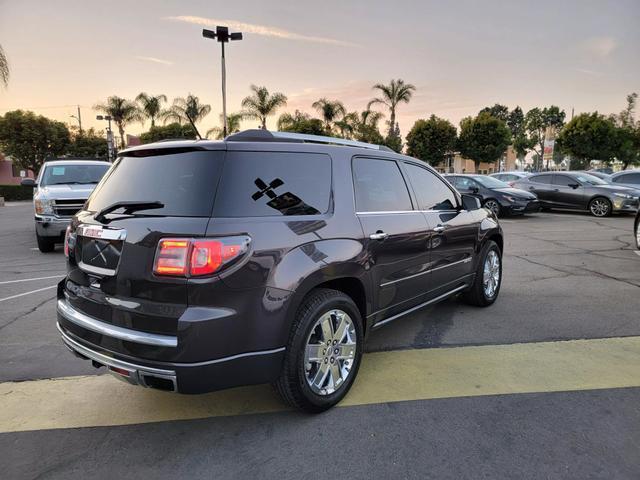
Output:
[
  {"xmin": 610, "ymin": 170, "xmax": 640, "ymax": 190},
  {"xmin": 21, "ymin": 160, "xmax": 110, "ymax": 252}
]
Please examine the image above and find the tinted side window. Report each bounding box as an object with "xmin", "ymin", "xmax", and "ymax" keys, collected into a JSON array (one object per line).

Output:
[
  {"xmin": 352, "ymin": 158, "xmax": 412, "ymax": 212},
  {"xmin": 214, "ymin": 152, "xmax": 331, "ymax": 217},
  {"xmin": 552, "ymin": 175, "xmax": 574, "ymax": 186},
  {"xmin": 530, "ymin": 174, "xmax": 552, "ymax": 184},
  {"xmin": 455, "ymin": 177, "xmax": 477, "ymax": 190},
  {"xmin": 614, "ymin": 173, "xmax": 640, "ymax": 185},
  {"xmin": 404, "ymin": 163, "xmax": 458, "ymax": 211}
]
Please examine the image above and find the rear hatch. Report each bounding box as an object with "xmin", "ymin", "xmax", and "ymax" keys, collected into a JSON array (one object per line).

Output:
[{"xmin": 61, "ymin": 147, "xmax": 226, "ymax": 361}]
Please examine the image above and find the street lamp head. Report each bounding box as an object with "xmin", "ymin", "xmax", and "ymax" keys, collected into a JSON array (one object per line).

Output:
[{"xmin": 202, "ymin": 26, "xmax": 242, "ymax": 43}]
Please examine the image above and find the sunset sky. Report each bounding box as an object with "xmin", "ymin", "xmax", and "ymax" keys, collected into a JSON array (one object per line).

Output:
[{"xmin": 0, "ymin": 0, "xmax": 638, "ymax": 138}]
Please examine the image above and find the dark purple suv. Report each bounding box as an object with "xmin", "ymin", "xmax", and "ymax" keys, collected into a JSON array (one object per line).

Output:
[{"xmin": 57, "ymin": 130, "xmax": 503, "ymax": 412}]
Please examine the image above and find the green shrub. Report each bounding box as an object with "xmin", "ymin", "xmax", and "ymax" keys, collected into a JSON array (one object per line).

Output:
[{"xmin": 0, "ymin": 184, "xmax": 33, "ymax": 201}]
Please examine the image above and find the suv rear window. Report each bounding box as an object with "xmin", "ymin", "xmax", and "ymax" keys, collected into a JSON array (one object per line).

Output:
[
  {"xmin": 86, "ymin": 151, "xmax": 225, "ymax": 217},
  {"xmin": 213, "ymin": 152, "xmax": 331, "ymax": 217}
]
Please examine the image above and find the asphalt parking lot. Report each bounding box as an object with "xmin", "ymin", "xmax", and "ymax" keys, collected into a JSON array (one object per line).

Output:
[{"xmin": 1, "ymin": 202, "xmax": 639, "ymax": 479}]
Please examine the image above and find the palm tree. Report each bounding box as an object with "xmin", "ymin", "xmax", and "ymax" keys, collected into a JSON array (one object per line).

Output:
[
  {"xmin": 241, "ymin": 85, "xmax": 287, "ymax": 130},
  {"xmin": 136, "ymin": 93, "xmax": 167, "ymax": 127},
  {"xmin": 334, "ymin": 112, "xmax": 358, "ymax": 139},
  {"xmin": 94, "ymin": 96, "xmax": 142, "ymax": 148},
  {"xmin": 162, "ymin": 94, "xmax": 212, "ymax": 125},
  {"xmin": 0, "ymin": 44, "xmax": 9, "ymax": 88},
  {"xmin": 369, "ymin": 79, "xmax": 416, "ymax": 136},
  {"xmin": 206, "ymin": 112, "xmax": 244, "ymax": 139},
  {"xmin": 312, "ymin": 98, "xmax": 346, "ymax": 133}
]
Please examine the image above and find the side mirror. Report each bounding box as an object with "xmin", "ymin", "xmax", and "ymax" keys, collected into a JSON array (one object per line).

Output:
[
  {"xmin": 461, "ymin": 194, "xmax": 481, "ymax": 211},
  {"xmin": 21, "ymin": 178, "xmax": 36, "ymax": 188},
  {"xmin": 470, "ymin": 186, "xmax": 479, "ymax": 194},
  {"xmin": 568, "ymin": 183, "xmax": 580, "ymax": 189}
]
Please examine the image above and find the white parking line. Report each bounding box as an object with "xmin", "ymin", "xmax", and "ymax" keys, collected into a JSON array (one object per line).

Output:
[
  {"xmin": 0, "ymin": 285, "xmax": 57, "ymax": 303},
  {"xmin": 0, "ymin": 275, "xmax": 64, "ymax": 286}
]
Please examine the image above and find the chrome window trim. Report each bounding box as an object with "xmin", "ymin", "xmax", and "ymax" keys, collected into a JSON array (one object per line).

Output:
[
  {"xmin": 380, "ymin": 257, "xmax": 472, "ymax": 287},
  {"xmin": 356, "ymin": 209, "xmax": 460, "ymax": 215},
  {"xmin": 57, "ymin": 298, "xmax": 177, "ymax": 347},
  {"xmin": 373, "ymin": 285, "xmax": 468, "ymax": 328}
]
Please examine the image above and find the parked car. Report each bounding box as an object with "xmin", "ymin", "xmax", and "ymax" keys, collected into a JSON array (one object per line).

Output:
[
  {"xmin": 57, "ymin": 130, "xmax": 504, "ymax": 412},
  {"xmin": 21, "ymin": 160, "xmax": 111, "ymax": 252},
  {"xmin": 512, "ymin": 171, "xmax": 639, "ymax": 217},
  {"xmin": 591, "ymin": 167, "xmax": 614, "ymax": 175},
  {"xmin": 490, "ymin": 171, "xmax": 531, "ymax": 186},
  {"xmin": 444, "ymin": 174, "xmax": 539, "ymax": 217},
  {"xmin": 611, "ymin": 170, "xmax": 640, "ymax": 190},
  {"xmin": 580, "ymin": 170, "xmax": 612, "ymax": 182}
]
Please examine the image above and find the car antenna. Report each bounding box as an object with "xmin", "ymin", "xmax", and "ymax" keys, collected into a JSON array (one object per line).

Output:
[{"xmin": 185, "ymin": 113, "xmax": 202, "ymax": 140}]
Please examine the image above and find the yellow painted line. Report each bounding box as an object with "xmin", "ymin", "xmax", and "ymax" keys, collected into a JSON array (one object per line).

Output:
[{"xmin": 1, "ymin": 336, "xmax": 639, "ymax": 433}]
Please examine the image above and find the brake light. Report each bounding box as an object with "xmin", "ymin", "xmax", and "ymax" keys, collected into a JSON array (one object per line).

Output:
[{"xmin": 153, "ymin": 236, "xmax": 250, "ymax": 277}]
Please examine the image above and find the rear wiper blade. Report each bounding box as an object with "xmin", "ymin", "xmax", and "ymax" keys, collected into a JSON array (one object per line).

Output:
[{"xmin": 95, "ymin": 201, "xmax": 164, "ymax": 223}]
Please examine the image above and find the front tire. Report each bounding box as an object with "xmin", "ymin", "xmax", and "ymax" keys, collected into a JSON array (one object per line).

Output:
[
  {"xmin": 36, "ymin": 233, "xmax": 55, "ymax": 253},
  {"xmin": 462, "ymin": 240, "xmax": 502, "ymax": 307},
  {"xmin": 483, "ymin": 199, "xmax": 501, "ymax": 217},
  {"xmin": 275, "ymin": 288, "xmax": 364, "ymax": 413},
  {"xmin": 635, "ymin": 216, "xmax": 640, "ymax": 250},
  {"xmin": 589, "ymin": 197, "xmax": 612, "ymax": 217}
]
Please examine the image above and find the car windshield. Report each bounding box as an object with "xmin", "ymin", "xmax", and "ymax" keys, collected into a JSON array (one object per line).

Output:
[
  {"xmin": 473, "ymin": 176, "xmax": 510, "ymax": 189},
  {"xmin": 574, "ymin": 173, "xmax": 608, "ymax": 186},
  {"xmin": 41, "ymin": 164, "xmax": 110, "ymax": 186}
]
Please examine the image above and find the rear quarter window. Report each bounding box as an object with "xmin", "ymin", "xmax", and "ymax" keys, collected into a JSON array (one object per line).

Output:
[{"xmin": 213, "ymin": 151, "xmax": 332, "ymax": 217}]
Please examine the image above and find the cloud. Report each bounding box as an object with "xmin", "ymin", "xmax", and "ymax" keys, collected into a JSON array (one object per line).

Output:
[
  {"xmin": 582, "ymin": 36, "xmax": 618, "ymax": 58},
  {"xmin": 575, "ymin": 68, "xmax": 605, "ymax": 77},
  {"xmin": 165, "ymin": 16, "xmax": 360, "ymax": 48},
  {"xmin": 135, "ymin": 56, "xmax": 173, "ymax": 66}
]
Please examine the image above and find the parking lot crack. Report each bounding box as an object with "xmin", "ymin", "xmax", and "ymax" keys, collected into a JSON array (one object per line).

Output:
[{"xmin": 0, "ymin": 296, "xmax": 54, "ymax": 331}]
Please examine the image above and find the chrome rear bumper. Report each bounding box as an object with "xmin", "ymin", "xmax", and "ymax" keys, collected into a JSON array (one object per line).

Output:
[{"xmin": 58, "ymin": 323, "xmax": 178, "ymax": 392}]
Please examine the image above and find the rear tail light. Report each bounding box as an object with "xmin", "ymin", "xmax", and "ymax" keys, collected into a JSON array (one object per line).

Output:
[
  {"xmin": 153, "ymin": 236, "xmax": 250, "ymax": 277},
  {"xmin": 64, "ymin": 225, "xmax": 76, "ymax": 258}
]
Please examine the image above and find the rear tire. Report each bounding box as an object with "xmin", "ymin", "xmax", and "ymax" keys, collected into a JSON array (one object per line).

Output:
[
  {"xmin": 588, "ymin": 197, "xmax": 612, "ymax": 217},
  {"xmin": 462, "ymin": 240, "xmax": 502, "ymax": 307},
  {"xmin": 635, "ymin": 216, "xmax": 640, "ymax": 250},
  {"xmin": 36, "ymin": 233, "xmax": 55, "ymax": 253},
  {"xmin": 274, "ymin": 288, "xmax": 364, "ymax": 413}
]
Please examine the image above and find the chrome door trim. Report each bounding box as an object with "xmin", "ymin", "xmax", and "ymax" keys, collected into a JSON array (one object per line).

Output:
[
  {"xmin": 380, "ymin": 257, "xmax": 472, "ymax": 288},
  {"xmin": 373, "ymin": 284, "xmax": 468, "ymax": 328},
  {"xmin": 57, "ymin": 298, "xmax": 177, "ymax": 347}
]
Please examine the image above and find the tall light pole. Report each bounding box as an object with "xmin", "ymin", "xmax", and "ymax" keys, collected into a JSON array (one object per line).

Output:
[
  {"xmin": 202, "ymin": 26, "xmax": 243, "ymax": 138},
  {"xmin": 96, "ymin": 115, "xmax": 115, "ymax": 162}
]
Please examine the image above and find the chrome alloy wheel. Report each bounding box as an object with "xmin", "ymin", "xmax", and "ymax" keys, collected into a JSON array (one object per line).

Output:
[
  {"xmin": 304, "ymin": 309, "xmax": 357, "ymax": 396},
  {"xmin": 484, "ymin": 200, "xmax": 500, "ymax": 216},
  {"xmin": 590, "ymin": 198, "xmax": 610, "ymax": 217},
  {"xmin": 483, "ymin": 250, "xmax": 501, "ymax": 299}
]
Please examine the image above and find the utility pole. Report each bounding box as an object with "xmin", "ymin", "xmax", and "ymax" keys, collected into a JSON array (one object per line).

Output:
[
  {"xmin": 70, "ymin": 105, "xmax": 83, "ymax": 135},
  {"xmin": 203, "ymin": 26, "xmax": 243, "ymax": 138},
  {"xmin": 96, "ymin": 115, "xmax": 115, "ymax": 162}
]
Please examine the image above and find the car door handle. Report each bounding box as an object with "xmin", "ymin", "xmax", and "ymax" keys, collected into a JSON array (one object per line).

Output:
[
  {"xmin": 369, "ymin": 232, "xmax": 388, "ymax": 241},
  {"xmin": 433, "ymin": 225, "xmax": 446, "ymax": 233}
]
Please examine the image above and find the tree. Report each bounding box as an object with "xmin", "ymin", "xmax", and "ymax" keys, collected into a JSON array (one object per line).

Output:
[
  {"xmin": 369, "ymin": 79, "xmax": 416, "ymax": 140},
  {"xmin": 610, "ymin": 93, "xmax": 640, "ymax": 170},
  {"xmin": 206, "ymin": 113, "xmax": 244, "ymax": 139},
  {"xmin": 0, "ymin": 110, "xmax": 70, "ymax": 173},
  {"xmin": 479, "ymin": 104, "xmax": 509, "ymax": 123},
  {"xmin": 351, "ymin": 109, "xmax": 385, "ymax": 144},
  {"xmin": 67, "ymin": 127, "xmax": 108, "ymax": 158},
  {"xmin": 139, "ymin": 122, "xmax": 197, "ymax": 144},
  {"xmin": 556, "ymin": 113, "xmax": 621, "ymax": 170},
  {"xmin": 277, "ymin": 110, "xmax": 325, "ymax": 135},
  {"xmin": 162, "ymin": 94, "xmax": 211, "ymax": 126},
  {"xmin": 524, "ymin": 106, "xmax": 565, "ymax": 170},
  {"xmin": 94, "ymin": 96, "xmax": 142, "ymax": 149},
  {"xmin": 406, "ymin": 115, "xmax": 457, "ymax": 166},
  {"xmin": 0, "ymin": 44, "xmax": 9, "ymax": 88},
  {"xmin": 136, "ymin": 92, "xmax": 167, "ymax": 127},
  {"xmin": 311, "ymin": 98, "xmax": 346, "ymax": 133},
  {"xmin": 241, "ymin": 85, "xmax": 287, "ymax": 129},
  {"xmin": 507, "ymin": 106, "xmax": 532, "ymax": 161},
  {"xmin": 457, "ymin": 112, "xmax": 512, "ymax": 172}
]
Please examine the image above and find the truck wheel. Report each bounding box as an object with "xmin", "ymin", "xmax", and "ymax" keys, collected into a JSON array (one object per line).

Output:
[
  {"xmin": 462, "ymin": 240, "xmax": 502, "ymax": 307},
  {"xmin": 36, "ymin": 233, "xmax": 55, "ymax": 253},
  {"xmin": 275, "ymin": 288, "xmax": 363, "ymax": 413}
]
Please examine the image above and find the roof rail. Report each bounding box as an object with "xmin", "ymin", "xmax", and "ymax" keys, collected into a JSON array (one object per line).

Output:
[{"xmin": 225, "ymin": 129, "xmax": 394, "ymax": 152}]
